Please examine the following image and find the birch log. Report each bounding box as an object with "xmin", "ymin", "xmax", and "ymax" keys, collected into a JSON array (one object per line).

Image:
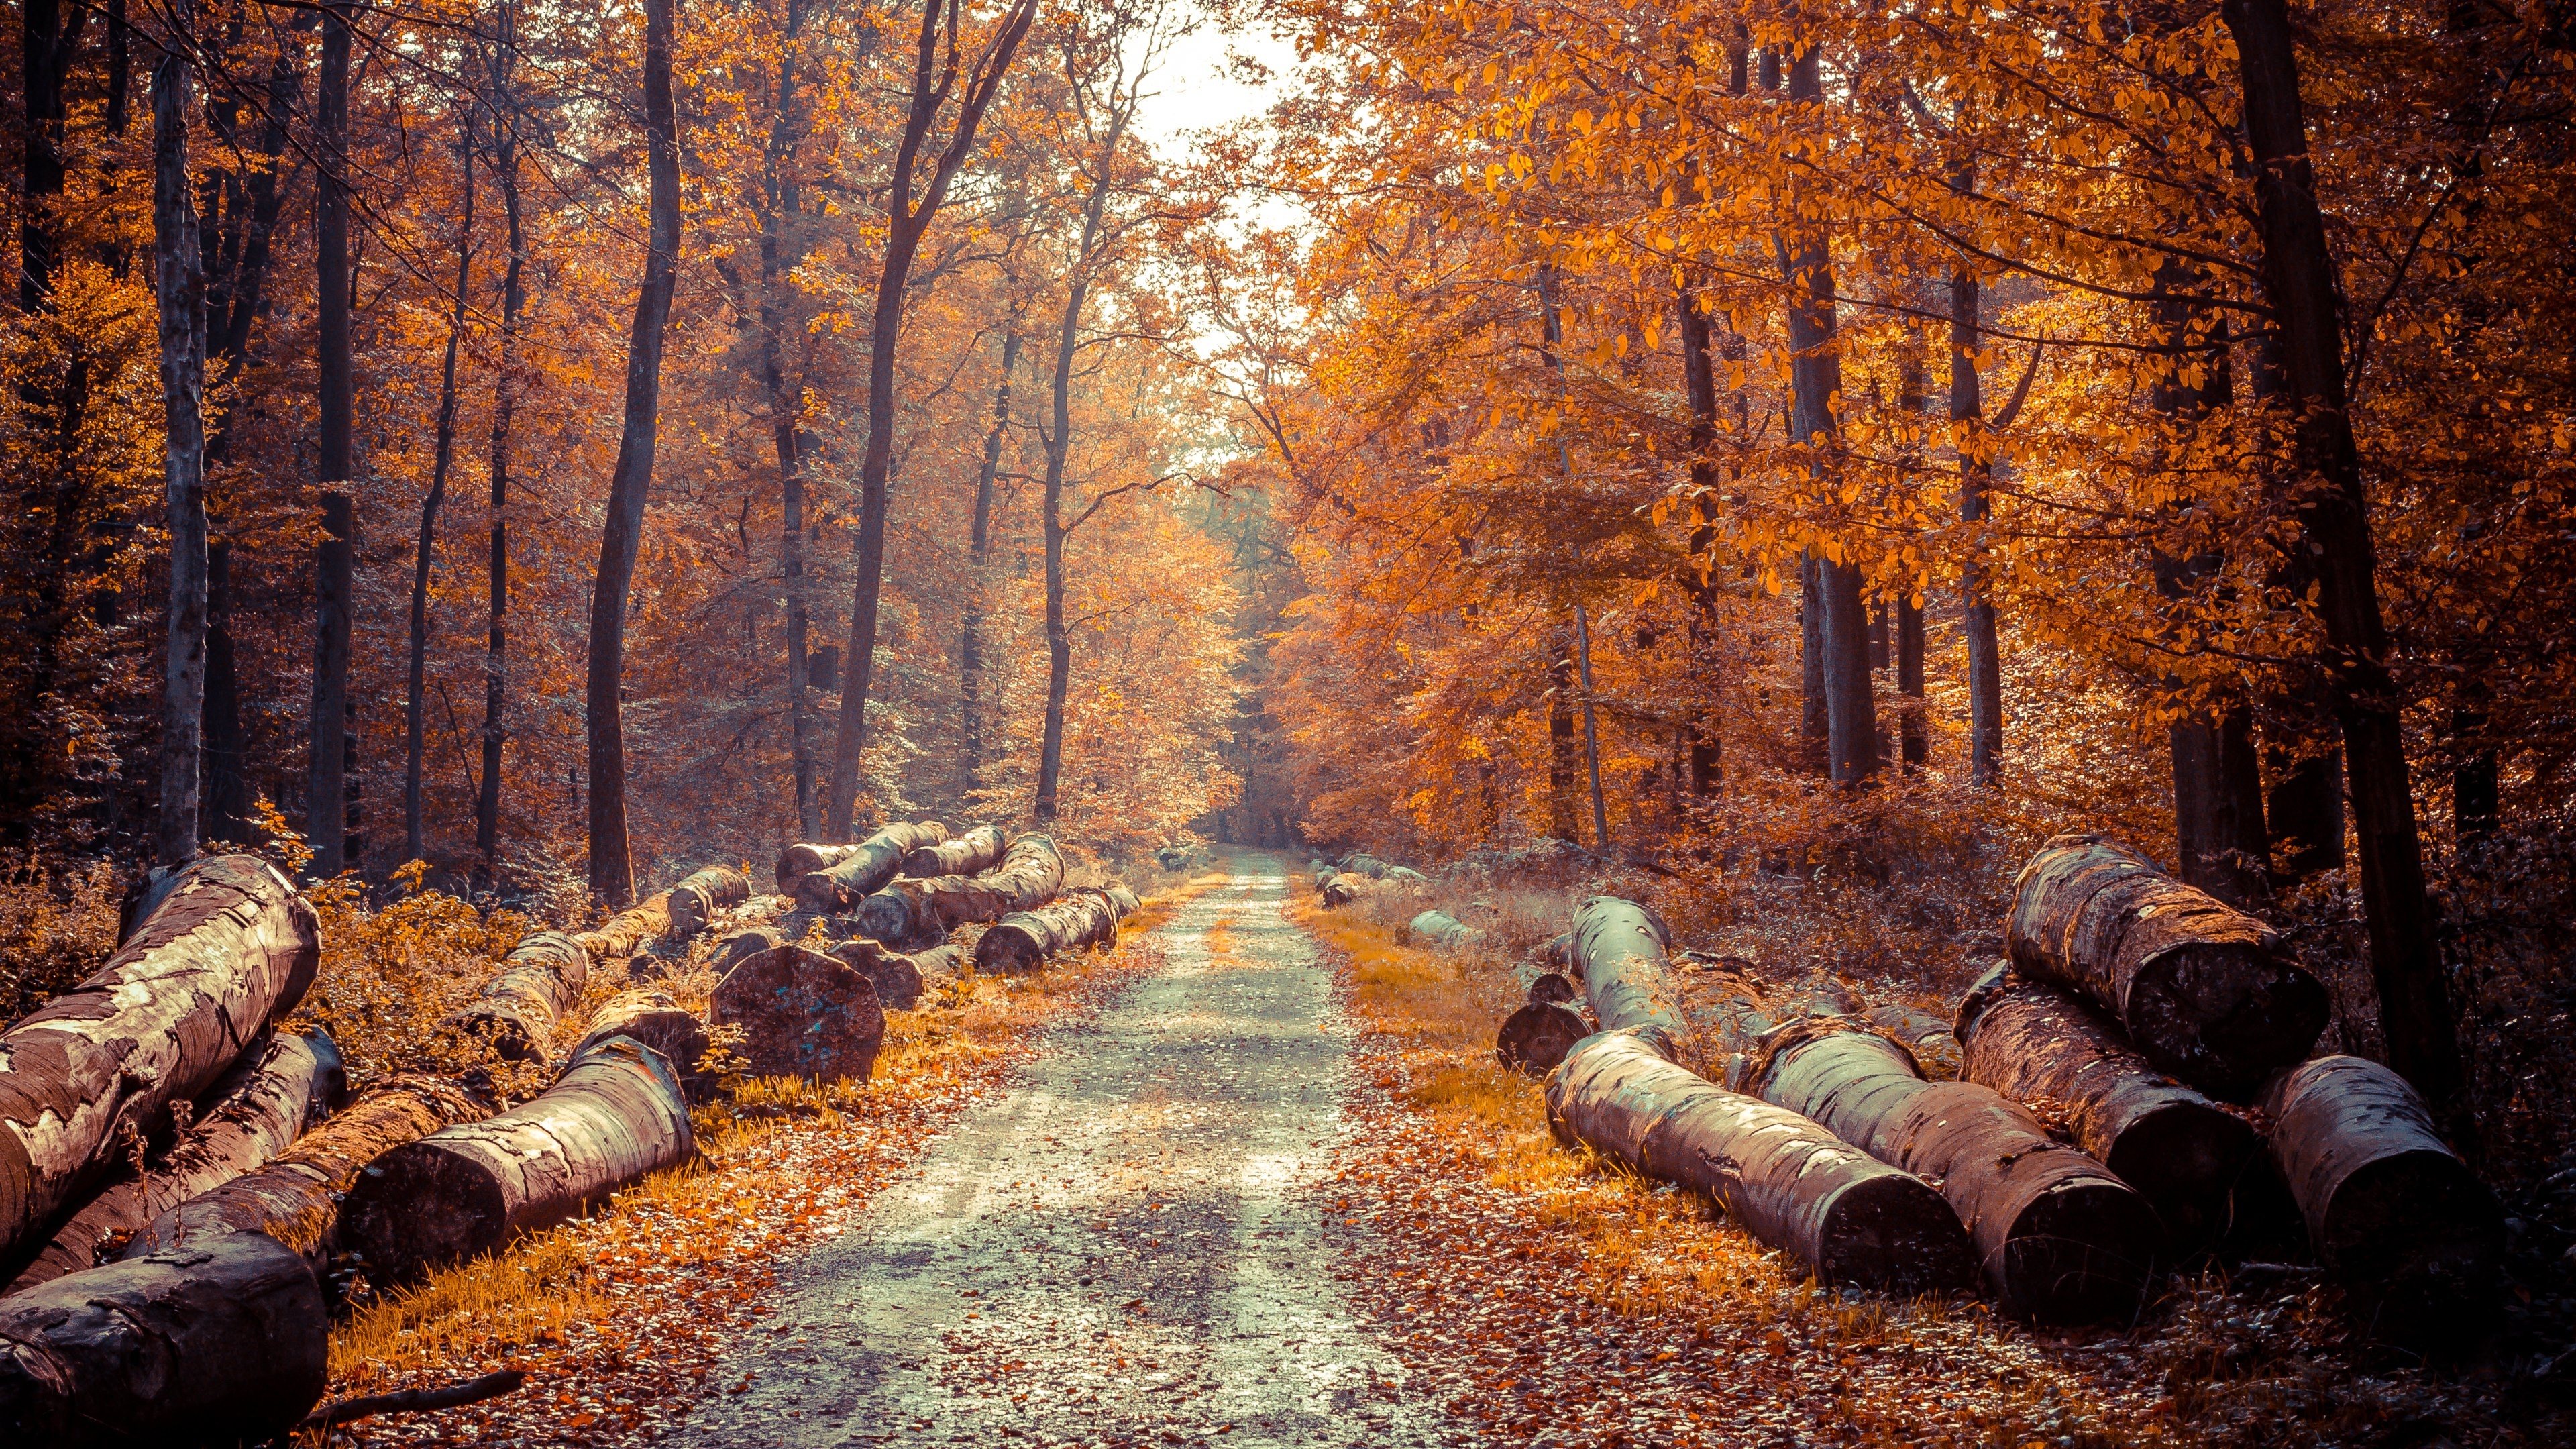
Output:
[
  {"xmin": 1568, "ymin": 895, "xmax": 1691, "ymax": 1052},
  {"xmin": 792, "ymin": 820, "xmax": 951, "ymax": 913},
  {"xmin": 1320, "ymin": 873, "xmax": 1360, "ymax": 907},
  {"xmin": 1409, "ymin": 910, "xmax": 1485, "ymax": 949},
  {"xmin": 710, "ymin": 946, "xmax": 887, "ymax": 1082},
  {"xmin": 340, "ymin": 1038, "xmax": 694, "ymax": 1279},
  {"xmin": 900, "ymin": 824, "xmax": 1008, "ymax": 879},
  {"xmin": 1860, "ymin": 1003, "xmax": 1964, "ymax": 1081},
  {"xmin": 972, "ymin": 891, "xmax": 1121, "ymax": 976},
  {"xmin": 666, "ymin": 865, "xmax": 751, "ymax": 936},
  {"xmin": 2007, "ymin": 833, "xmax": 2328, "ymax": 1099},
  {"xmin": 437, "ymin": 930, "xmax": 590, "ymax": 1062},
  {"xmin": 0, "ymin": 853, "xmax": 319, "ymax": 1264},
  {"xmin": 855, "ymin": 833, "xmax": 1063, "ymax": 947}
]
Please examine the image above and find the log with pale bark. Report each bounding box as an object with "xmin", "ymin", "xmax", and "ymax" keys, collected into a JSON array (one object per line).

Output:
[
  {"xmin": 1568, "ymin": 896, "xmax": 1690, "ymax": 1051},
  {"xmin": 0, "ymin": 853, "xmax": 319, "ymax": 1265},
  {"xmin": 829, "ymin": 940, "xmax": 926, "ymax": 1011},
  {"xmin": 574, "ymin": 890, "xmax": 673, "ymax": 962},
  {"xmin": 1101, "ymin": 882, "xmax": 1141, "ymax": 918},
  {"xmin": 855, "ymin": 833, "xmax": 1064, "ymax": 947},
  {"xmin": 900, "ymin": 824, "xmax": 1007, "ymax": 879},
  {"xmin": 1340, "ymin": 853, "xmax": 1389, "ymax": 879},
  {"xmin": 117, "ymin": 1077, "xmax": 484, "ymax": 1265},
  {"xmin": 711, "ymin": 945, "xmax": 887, "ymax": 1081},
  {"xmin": 574, "ymin": 990, "xmax": 710, "ymax": 1078},
  {"xmin": 2261, "ymin": 1055, "xmax": 2502, "ymax": 1339},
  {"xmin": 1409, "ymin": 910, "xmax": 1485, "ymax": 949},
  {"xmin": 0, "ymin": 1230, "xmax": 327, "ymax": 1446},
  {"xmin": 437, "ymin": 930, "xmax": 590, "ymax": 1062},
  {"xmin": 792, "ymin": 820, "xmax": 951, "ymax": 913},
  {"xmin": 1955, "ymin": 963, "xmax": 2259, "ymax": 1256},
  {"xmin": 972, "ymin": 891, "xmax": 1121, "ymax": 976},
  {"xmin": 666, "ymin": 865, "xmax": 751, "ymax": 936},
  {"xmin": 341, "ymin": 1037, "xmax": 694, "ymax": 1279},
  {"xmin": 1495, "ymin": 1002, "xmax": 1589, "ymax": 1076},
  {"xmin": 775, "ymin": 841, "xmax": 865, "ymax": 895},
  {"xmin": 1737, "ymin": 1015, "xmax": 2163, "ymax": 1324},
  {"xmin": 1860, "ymin": 1003, "xmax": 1963, "ymax": 1081},
  {"xmin": 5, "ymin": 1030, "xmax": 346, "ymax": 1293},
  {"xmin": 2007, "ymin": 833, "xmax": 2328, "ymax": 1099}
]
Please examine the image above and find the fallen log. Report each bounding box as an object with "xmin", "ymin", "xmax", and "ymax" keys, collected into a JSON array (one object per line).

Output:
[
  {"xmin": 1340, "ymin": 853, "xmax": 1389, "ymax": 879},
  {"xmin": 2006, "ymin": 833, "xmax": 2328, "ymax": 1099},
  {"xmin": 775, "ymin": 841, "xmax": 865, "ymax": 895},
  {"xmin": 829, "ymin": 940, "xmax": 927, "ymax": 1012},
  {"xmin": 793, "ymin": 820, "xmax": 951, "ymax": 913},
  {"xmin": 299, "ymin": 1368, "xmax": 527, "ymax": 1433},
  {"xmin": 573, "ymin": 990, "xmax": 710, "ymax": 1079},
  {"xmin": 1741, "ymin": 1016, "xmax": 2163, "ymax": 1324},
  {"xmin": 666, "ymin": 865, "xmax": 752, "ymax": 936},
  {"xmin": 1548, "ymin": 1027, "xmax": 1976, "ymax": 1294},
  {"xmin": 1101, "ymin": 882, "xmax": 1142, "ymax": 918},
  {"xmin": 1861, "ymin": 1003, "xmax": 1964, "ymax": 1081},
  {"xmin": 1320, "ymin": 873, "xmax": 1360, "ymax": 907},
  {"xmin": 1568, "ymin": 895, "xmax": 1692, "ymax": 1053},
  {"xmin": 0, "ymin": 1231, "xmax": 327, "ymax": 1446},
  {"xmin": 0, "ymin": 853, "xmax": 319, "ymax": 1265},
  {"xmin": 855, "ymin": 833, "xmax": 1064, "ymax": 947},
  {"xmin": 437, "ymin": 930, "xmax": 590, "ymax": 1062},
  {"xmin": 341, "ymin": 1037, "xmax": 694, "ymax": 1279},
  {"xmin": 711, "ymin": 946, "xmax": 887, "ymax": 1081},
  {"xmin": 2261, "ymin": 1055, "xmax": 2503, "ymax": 1339},
  {"xmin": 715, "ymin": 925, "xmax": 789, "ymax": 973},
  {"xmin": 1527, "ymin": 971, "xmax": 1580, "ymax": 1006},
  {"xmin": 1955, "ymin": 963, "xmax": 2259, "ymax": 1256},
  {"xmin": 973, "ymin": 892, "xmax": 1122, "ymax": 976},
  {"xmin": 1495, "ymin": 1002, "xmax": 1589, "ymax": 1076},
  {"xmin": 900, "ymin": 824, "xmax": 1008, "ymax": 879},
  {"xmin": 5, "ymin": 1030, "xmax": 347, "ymax": 1293},
  {"xmin": 1409, "ymin": 910, "xmax": 1485, "ymax": 950},
  {"xmin": 117, "ymin": 1077, "xmax": 485, "ymax": 1265},
  {"xmin": 574, "ymin": 891, "xmax": 673, "ymax": 962}
]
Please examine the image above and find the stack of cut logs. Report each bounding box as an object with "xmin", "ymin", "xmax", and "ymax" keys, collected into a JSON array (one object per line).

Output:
[
  {"xmin": 1311, "ymin": 849, "xmax": 1432, "ymax": 910},
  {"xmin": 0, "ymin": 822, "xmax": 1137, "ymax": 1443},
  {"xmin": 1508, "ymin": 831, "xmax": 2506, "ymax": 1342}
]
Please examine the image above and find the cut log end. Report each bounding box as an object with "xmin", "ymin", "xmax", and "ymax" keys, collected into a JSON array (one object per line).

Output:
[
  {"xmin": 1527, "ymin": 972, "xmax": 1579, "ymax": 1006},
  {"xmin": 342, "ymin": 1144, "xmax": 511, "ymax": 1281},
  {"xmin": 712, "ymin": 945, "xmax": 888, "ymax": 1082},
  {"xmin": 1495, "ymin": 1002, "xmax": 1589, "ymax": 1077},
  {"xmin": 1993, "ymin": 1177, "xmax": 2165, "ymax": 1327},
  {"xmin": 2099, "ymin": 1099, "xmax": 2262, "ymax": 1254},
  {"xmin": 2126, "ymin": 944, "xmax": 2332, "ymax": 1101},
  {"xmin": 1812, "ymin": 1171, "xmax": 1983, "ymax": 1295}
]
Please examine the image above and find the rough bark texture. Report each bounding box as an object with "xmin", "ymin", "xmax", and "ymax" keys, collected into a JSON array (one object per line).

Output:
[
  {"xmin": 118, "ymin": 1077, "xmax": 484, "ymax": 1265},
  {"xmin": 6, "ymin": 1030, "xmax": 345, "ymax": 1293},
  {"xmin": 828, "ymin": 940, "xmax": 926, "ymax": 1012},
  {"xmin": 1568, "ymin": 896, "xmax": 1692, "ymax": 1055},
  {"xmin": 0, "ymin": 1231, "xmax": 327, "ymax": 1446},
  {"xmin": 573, "ymin": 990, "xmax": 708, "ymax": 1080},
  {"xmin": 1956, "ymin": 964, "xmax": 2259, "ymax": 1256},
  {"xmin": 342, "ymin": 1038, "xmax": 694, "ymax": 1280},
  {"xmin": 2261, "ymin": 1055, "xmax": 2502, "ymax": 1340},
  {"xmin": 308, "ymin": 1, "xmax": 355, "ymax": 879},
  {"xmin": 1495, "ymin": 1002, "xmax": 1588, "ymax": 1077},
  {"xmin": 794, "ymin": 820, "xmax": 950, "ymax": 913},
  {"xmin": 1548, "ymin": 1028, "xmax": 1976, "ymax": 1293},
  {"xmin": 2006, "ymin": 833, "xmax": 2327, "ymax": 1099},
  {"xmin": 1409, "ymin": 911, "xmax": 1485, "ymax": 950},
  {"xmin": 775, "ymin": 841, "xmax": 864, "ymax": 894},
  {"xmin": 1859, "ymin": 1004, "xmax": 1962, "ymax": 1081},
  {"xmin": 1741, "ymin": 1017, "xmax": 2163, "ymax": 1324},
  {"xmin": 0, "ymin": 854, "xmax": 319, "ymax": 1263},
  {"xmin": 667, "ymin": 865, "xmax": 751, "ymax": 936},
  {"xmin": 576, "ymin": 892, "xmax": 674, "ymax": 962},
  {"xmin": 439, "ymin": 931, "xmax": 591, "ymax": 1062},
  {"xmin": 152, "ymin": 21, "xmax": 209, "ymax": 869},
  {"xmin": 856, "ymin": 832, "xmax": 1061, "ymax": 945},
  {"xmin": 973, "ymin": 892, "xmax": 1121, "ymax": 977},
  {"xmin": 1951, "ymin": 250, "xmax": 2005, "ymax": 786},
  {"xmin": 900, "ymin": 824, "xmax": 1007, "ymax": 879},
  {"xmin": 711, "ymin": 945, "xmax": 887, "ymax": 1081}
]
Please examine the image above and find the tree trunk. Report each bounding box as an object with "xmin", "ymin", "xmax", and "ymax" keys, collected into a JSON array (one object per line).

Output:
[
  {"xmin": 0, "ymin": 855, "xmax": 320, "ymax": 1263},
  {"xmin": 1955, "ymin": 964, "xmax": 2260, "ymax": 1257},
  {"xmin": 2221, "ymin": 0, "xmax": 2464, "ymax": 1114},
  {"xmin": 574, "ymin": 892, "xmax": 673, "ymax": 963},
  {"xmin": 573, "ymin": 990, "xmax": 708, "ymax": 1080},
  {"xmin": 1548, "ymin": 1028, "xmax": 1977, "ymax": 1293},
  {"xmin": 710, "ymin": 945, "xmax": 887, "ymax": 1081},
  {"xmin": 973, "ymin": 892, "xmax": 1121, "ymax": 975},
  {"xmin": 961, "ymin": 326, "xmax": 1020, "ymax": 802},
  {"xmin": 859, "ymin": 830, "xmax": 1059, "ymax": 945},
  {"xmin": 152, "ymin": 24, "xmax": 211, "ymax": 869},
  {"xmin": 775, "ymin": 840, "xmax": 862, "ymax": 894},
  {"xmin": 1675, "ymin": 286, "xmax": 1723, "ymax": 798},
  {"xmin": 827, "ymin": 939, "xmax": 926, "ymax": 1012},
  {"xmin": 793, "ymin": 819, "xmax": 949, "ymax": 913},
  {"xmin": 203, "ymin": 541, "xmax": 247, "ymax": 841},
  {"xmin": 585, "ymin": 0, "xmax": 682, "ymax": 906},
  {"xmin": 309, "ymin": 0, "xmax": 356, "ymax": 879},
  {"xmin": 5, "ymin": 1031, "xmax": 346, "ymax": 1293},
  {"xmin": 2007, "ymin": 832, "xmax": 2328, "ymax": 1099},
  {"xmin": 1857, "ymin": 1003, "xmax": 1960, "ymax": 1081},
  {"xmin": 342, "ymin": 1038, "xmax": 693, "ymax": 1279},
  {"xmin": 1409, "ymin": 910, "xmax": 1484, "ymax": 950},
  {"xmin": 1950, "ymin": 252, "xmax": 2004, "ymax": 786},
  {"xmin": 18, "ymin": 0, "xmax": 85, "ymax": 313},
  {"xmin": 1548, "ymin": 632, "xmax": 1580, "ymax": 837},
  {"xmin": 437, "ymin": 930, "xmax": 591, "ymax": 1062},
  {"xmin": 1739, "ymin": 1017, "xmax": 2163, "ymax": 1324},
  {"xmin": 902, "ymin": 822, "xmax": 1008, "ymax": 878},
  {"xmin": 0, "ymin": 1232, "xmax": 327, "ymax": 1446},
  {"xmin": 1034, "ymin": 276, "xmax": 1087, "ymax": 824},
  {"xmin": 476, "ymin": 30, "xmax": 526, "ymax": 893},
  {"xmin": 757, "ymin": 2, "xmax": 820, "ymax": 840},
  {"xmin": 2262, "ymin": 1055, "xmax": 2502, "ymax": 1340},
  {"xmin": 406, "ymin": 109, "xmax": 477, "ymax": 867},
  {"xmin": 667, "ymin": 865, "xmax": 751, "ymax": 936},
  {"xmin": 1566, "ymin": 895, "xmax": 1690, "ymax": 1053}
]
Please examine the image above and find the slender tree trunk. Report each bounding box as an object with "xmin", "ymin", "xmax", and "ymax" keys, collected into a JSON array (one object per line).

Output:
[
  {"xmin": 757, "ymin": 2, "xmax": 818, "ymax": 839},
  {"xmin": 204, "ymin": 542, "xmax": 245, "ymax": 841},
  {"xmin": 1951, "ymin": 254, "xmax": 2004, "ymax": 786},
  {"xmin": 1034, "ymin": 276, "xmax": 1089, "ymax": 823},
  {"xmin": 961, "ymin": 324, "xmax": 1019, "ymax": 803},
  {"xmin": 585, "ymin": 0, "xmax": 682, "ymax": 906},
  {"xmin": 308, "ymin": 0, "xmax": 356, "ymax": 877},
  {"xmin": 476, "ymin": 32, "xmax": 524, "ymax": 891},
  {"xmin": 1675, "ymin": 286, "xmax": 1722, "ymax": 796},
  {"xmin": 2222, "ymin": 0, "xmax": 2464, "ymax": 1113},
  {"xmin": 1548, "ymin": 633, "xmax": 1579, "ymax": 839},
  {"xmin": 107, "ymin": 0, "xmax": 130, "ymax": 136},
  {"xmin": 405, "ymin": 113, "xmax": 476, "ymax": 867},
  {"xmin": 153, "ymin": 4, "xmax": 209, "ymax": 869},
  {"xmin": 1894, "ymin": 313, "xmax": 1929, "ymax": 769}
]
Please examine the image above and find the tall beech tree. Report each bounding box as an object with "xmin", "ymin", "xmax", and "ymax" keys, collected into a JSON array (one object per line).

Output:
[
  {"xmin": 152, "ymin": 0, "xmax": 208, "ymax": 867},
  {"xmin": 405, "ymin": 106, "xmax": 478, "ymax": 867},
  {"xmin": 476, "ymin": 18, "xmax": 527, "ymax": 890},
  {"xmin": 309, "ymin": 0, "xmax": 358, "ymax": 877}
]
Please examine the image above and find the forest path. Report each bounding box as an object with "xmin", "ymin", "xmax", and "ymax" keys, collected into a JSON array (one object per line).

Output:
[{"xmin": 672, "ymin": 851, "xmax": 1447, "ymax": 1448}]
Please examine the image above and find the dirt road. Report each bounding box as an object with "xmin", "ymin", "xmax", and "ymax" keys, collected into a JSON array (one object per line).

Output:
[{"xmin": 675, "ymin": 853, "xmax": 1447, "ymax": 1448}]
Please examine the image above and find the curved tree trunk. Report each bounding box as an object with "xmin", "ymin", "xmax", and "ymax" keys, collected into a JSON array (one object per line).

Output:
[
  {"xmin": 667, "ymin": 865, "xmax": 751, "ymax": 936},
  {"xmin": 793, "ymin": 819, "xmax": 949, "ymax": 913},
  {"xmin": 857, "ymin": 831, "xmax": 1060, "ymax": 945},
  {"xmin": 0, "ymin": 854, "xmax": 319, "ymax": 1263},
  {"xmin": 710, "ymin": 945, "xmax": 886, "ymax": 1081},
  {"xmin": 973, "ymin": 892, "xmax": 1120, "ymax": 976},
  {"xmin": 438, "ymin": 930, "xmax": 591, "ymax": 1061},
  {"xmin": 900, "ymin": 823, "xmax": 1007, "ymax": 878},
  {"xmin": 151, "ymin": 16, "xmax": 210, "ymax": 869},
  {"xmin": 341, "ymin": 1038, "xmax": 693, "ymax": 1279}
]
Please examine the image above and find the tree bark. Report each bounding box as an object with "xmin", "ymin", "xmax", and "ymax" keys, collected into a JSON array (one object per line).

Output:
[
  {"xmin": 793, "ymin": 819, "xmax": 949, "ymax": 913},
  {"xmin": 775, "ymin": 841, "xmax": 863, "ymax": 894},
  {"xmin": 710, "ymin": 945, "xmax": 886, "ymax": 1081},
  {"xmin": 0, "ymin": 856, "xmax": 319, "ymax": 1262},
  {"xmin": 152, "ymin": 22, "xmax": 211, "ymax": 869},
  {"xmin": 476, "ymin": 23, "xmax": 527, "ymax": 892},
  {"xmin": 0, "ymin": 1232, "xmax": 327, "ymax": 1446},
  {"xmin": 859, "ymin": 830, "xmax": 1059, "ymax": 946},
  {"xmin": 1567, "ymin": 895, "xmax": 1691, "ymax": 1054},
  {"xmin": 5, "ymin": 1031, "xmax": 345, "ymax": 1293},
  {"xmin": 973, "ymin": 892, "xmax": 1121, "ymax": 975},
  {"xmin": 309, "ymin": 0, "xmax": 357, "ymax": 879},
  {"xmin": 1409, "ymin": 910, "xmax": 1484, "ymax": 950},
  {"xmin": 342, "ymin": 1038, "xmax": 693, "ymax": 1279},
  {"xmin": 437, "ymin": 930, "xmax": 591, "ymax": 1062},
  {"xmin": 586, "ymin": 0, "xmax": 683, "ymax": 906},
  {"xmin": 1950, "ymin": 250, "xmax": 2004, "ymax": 786},
  {"xmin": 574, "ymin": 892, "xmax": 673, "ymax": 963},
  {"xmin": 203, "ymin": 542, "xmax": 247, "ymax": 841},
  {"xmin": 1675, "ymin": 287, "xmax": 1723, "ymax": 796},
  {"xmin": 1548, "ymin": 632, "xmax": 1580, "ymax": 837},
  {"xmin": 1857, "ymin": 1003, "xmax": 1960, "ymax": 1081},
  {"xmin": 407, "ymin": 107, "xmax": 477, "ymax": 867},
  {"xmin": 667, "ymin": 865, "xmax": 751, "ymax": 936},
  {"xmin": 757, "ymin": 0, "xmax": 822, "ymax": 840},
  {"xmin": 902, "ymin": 823, "xmax": 1008, "ymax": 879},
  {"xmin": 961, "ymin": 326, "xmax": 1021, "ymax": 803},
  {"xmin": 573, "ymin": 990, "xmax": 708, "ymax": 1080},
  {"xmin": 2261, "ymin": 1055, "xmax": 2502, "ymax": 1340},
  {"xmin": 1955, "ymin": 964, "xmax": 2260, "ymax": 1257},
  {"xmin": 2007, "ymin": 833, "xmax": 2327, "ymax": 1099},
  {"xmin": 18, "ymin": 0, "xmax": 86, "ymax": 313},
  {"xmin": 2221, "ymin": 0, "xmax": 2464, "ymax": 1114}
]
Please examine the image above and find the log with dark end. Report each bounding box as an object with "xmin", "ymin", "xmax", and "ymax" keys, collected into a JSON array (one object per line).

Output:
[
  {"xmin": 341, "ymin": 1037, "xmax": 694, "ymax": 1280},
  {"xmin": 2262, "ymin": 1055, "xmax": 2503, "ymax": 1341},
  {"xmin": 1955, "ymin": 963, "xmax": 2259, "ymax": 1256},
  {"xmin": 775, "ymin": 841, "xmax": 864, "ymax": 895},
  {"xmin": 1320, "ymin": 873, "xmax": 1360, "ymax": 907},
  {"xmin": 793, "ymin": 820, "xmax": 951, "ymax": 913},
  {"xmin": 1496, "ymin": 1002, "xmax": 1589, "ymax": 1077},
  {"xmin": 574, "ymin": 989, "xmax": 710, "ymax": 1078},
  {"xmin": 5, "ymin": 1030, "xmax": 347, "ymax": 1293},
  {"xmin": 2007, "ymin": 833, "xmax": 2328, "ymax": 1099},
  {"xmin": 973, "ymin": 892, "xmax": 1122, "ymax": 976},
  {"xmin": 0, "ymin": 853, "xmax": 319, "ymax": 1263},
  {"xmin": 712, "ymin": 945, "xmax": 888, "ymax": 1081},
  {"xmin": 1547, "ymin": 1028, "xmax": 1976, "ymax": 1294},
  {"xmin": 439, "ymin": 930, "xmax": 591, "ymax": 1062},
  {"xmin": 575, "ymin": 891, "xmax": 674, "ymax": 962},
  {"xmin": 1568, "ymin": 895, "xmax": 1693, "ymax": 1054},
  {"xmin": 900, "ymin": 824, "xmax": 1007, "ymax": 879},
  {"xmin": 0, "ymin": 1232, "xmax": 327, "ymax": 1447},
  {"xmin": 860, "ymin": 832, "xmax": 1067, "ymax": 947},
  {"xmin": 666, "ymin": 865, "xmax": 751, "ymax": 936},
  {"xmin": 1527, "ymin": 972, "xmax": 1579, "ymax": 1006},
  {"xmin": 299, "ymin": 1368, "xmax": 527, "ymax": 1432},
  {"xmin": 830, "ymin": 939, "xmax": 927, "ymax": 1011}
]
